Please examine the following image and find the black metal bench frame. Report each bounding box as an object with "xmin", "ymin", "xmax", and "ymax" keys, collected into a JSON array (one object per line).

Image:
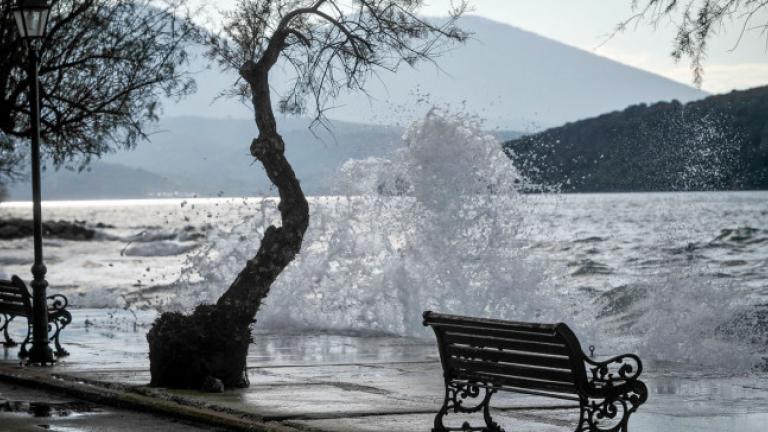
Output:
[
  {"xmin": 0, "ymin": 275, "xmax": 71, "ymax": 358},
  {"xmin": 423, "ymin": 311, "xmax": 647, "ymax": 432}
]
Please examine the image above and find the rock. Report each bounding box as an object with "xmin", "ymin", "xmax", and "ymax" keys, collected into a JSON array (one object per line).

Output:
[
  {"xmin": 0, "ymin": 218, "xmax": 99, "ymax": 241},
  {"xmin": 44, "ymin": 220, "xmax": 95, "ymax": 240},
  {"xmin": 0, "ymin": 224, "xmax": 22, "ymax": 239},
  {"xmin": 201, "ymin": 376, "xmax": 225, "ymax": 393}
]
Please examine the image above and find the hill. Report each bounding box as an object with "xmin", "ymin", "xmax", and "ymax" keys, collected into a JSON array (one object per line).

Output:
[
  {"xmin": 505, "ymin": 86, "xmax": 768, "ymax": 192},
  {"xmin": 6, "ymin": 162, "xmax": 188, "ymax": 200},
  {"xmin": 6, "ymin": 117, "xmax": 406, "ymax": 199},
  {"xmin": 6, "ymin": 116, "xmax": 522, "ymax": 200}
]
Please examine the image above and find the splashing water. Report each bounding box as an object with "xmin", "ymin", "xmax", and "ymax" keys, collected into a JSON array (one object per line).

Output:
[
  {"xmin": 636, "ymin": 272, "xmax": 760, "ymax": 370},
  {"xmin": 161, "ymin": 110, "xmax": 563, "ymax": 336}
]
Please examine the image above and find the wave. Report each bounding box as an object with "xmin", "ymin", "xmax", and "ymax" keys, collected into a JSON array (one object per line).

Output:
[
  {"xmin": 568, "ymin": 259, "xmax": 613, "ymax": 276},
  {"xmin": 573, "ymin": 236, "xmax": 606, "ymax": 243},
  {"xmin": 122, "ymin": 240, "xmax": 199, "ymax": 257}
]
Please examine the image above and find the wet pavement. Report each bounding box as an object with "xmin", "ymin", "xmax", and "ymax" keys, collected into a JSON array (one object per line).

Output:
[
  {"xmin": 1, "ymin": 308, "xmax": 767, "ymax": 431},
  {"xmin": 0, "ymin": 380, "xmax": 229, "ymax": 432}
]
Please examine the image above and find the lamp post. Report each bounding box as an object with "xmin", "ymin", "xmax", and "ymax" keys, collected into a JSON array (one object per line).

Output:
[{"xmin": 13, "ymin": 0, "xmax": 53, "ymax": 365}]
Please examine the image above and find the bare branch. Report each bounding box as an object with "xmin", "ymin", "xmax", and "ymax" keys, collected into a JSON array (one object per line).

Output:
[
  {"xmin": 613, "ymin": 0, "xmax": 768, "ymax": 86},
  {"xmin": 208, "ymin": 0, "xmax": 468, "ymax": 129}
]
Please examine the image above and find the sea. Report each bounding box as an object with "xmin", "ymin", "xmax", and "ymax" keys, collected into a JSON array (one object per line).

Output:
[{"xmin": 0, "ymin": 191, "xmax": 766, "ymax": 373}]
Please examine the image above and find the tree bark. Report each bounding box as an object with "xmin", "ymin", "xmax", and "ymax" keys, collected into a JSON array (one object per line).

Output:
[{"xmin": 147, "ymin": 31, "xmax": 309, "ymax": 390}]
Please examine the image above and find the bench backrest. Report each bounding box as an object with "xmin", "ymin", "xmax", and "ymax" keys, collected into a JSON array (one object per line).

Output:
[
  {"xmin": 423, "ymin": 311, "xmax": 588, "ymax": 398},
  {"xmin": 0, "ymin": 276, "xmax": 32, "ymax": 316}
]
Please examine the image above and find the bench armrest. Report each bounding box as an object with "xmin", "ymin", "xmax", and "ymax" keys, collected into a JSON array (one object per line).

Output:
[
  {"xmin": 47, "ymin": 293, "xmax": 69, "ymax": 314},
  {"xmin": 584, "ymin": 353, "xmax": 643, "ymax": 387}
]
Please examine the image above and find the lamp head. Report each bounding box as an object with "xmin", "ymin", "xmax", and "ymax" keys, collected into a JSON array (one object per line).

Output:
[{"xmin": 12, "ymin": 0, "xmax": 51, "ymax": 40}]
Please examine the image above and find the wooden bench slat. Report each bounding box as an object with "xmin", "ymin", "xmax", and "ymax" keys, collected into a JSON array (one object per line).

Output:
[
  {"xmin": 445, "ymin": 345, "xmax": 573, "ymax": 370},
  {"xmin": 456, "ymin": 370, "xmax": 577, "ymax": 395},
  {"xmin": 431, "ymin": 323, "xmax": 561, "ymax": 343},
  {"xmin": 0, "ymin": 292, "xmax": 25, "ymax": 302},
  {"xmin": 0, "ymin": 285, "xmax": 24, "ymax": 294},
  {"xmin": 448, "ymin": 358, "xmax": 576, "ymax": 384},
  {"xmin": 424, "ymin": 312, "xmax": 557, "ymax": 334},
  {"xmin": 0, "ymin": 280, "xmax": 30, "ymax": 313},
  {"xmin": 444, "ymin": 333, "xmax": 570, "ymax": 356},
  {"xmin": 0, "ymin": 287, "xmax": 25, "ymax": 295}
]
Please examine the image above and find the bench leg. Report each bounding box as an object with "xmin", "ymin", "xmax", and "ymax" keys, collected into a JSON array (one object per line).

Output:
[
  {"xmin": 18, "ymin": 321, "xmax": 31, "ymax": 358},
  {"xmin": 433, "ymin": 381, "xmax": 504, "ymax": 432},
  {"xmin": 0, "ymin": 314, "xmax": 17, "ymax": 346},
  {"xmin": 577, "ymin": 381, "xmax": 648, "ymax": 432},
  {"xmin": 16, "ymin": 312, "xmax": 72, "ymax": 359},
  {"xmin": 49, "ymin": 311, "xmax": 72, "ymax": 357}
]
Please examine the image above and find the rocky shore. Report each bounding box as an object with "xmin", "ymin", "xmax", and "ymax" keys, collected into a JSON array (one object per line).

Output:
[{"xmin": 0, "ymin": 218, "xmax": 111, "ymax": 241}]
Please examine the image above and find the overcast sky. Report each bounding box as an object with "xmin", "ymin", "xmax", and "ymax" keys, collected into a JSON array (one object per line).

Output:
[{"xmin": 192, "ymin": 0, "xmax": 767, "ymax": 94}]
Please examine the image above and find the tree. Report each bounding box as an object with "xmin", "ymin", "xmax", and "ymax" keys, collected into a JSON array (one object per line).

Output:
[
  {"xmin": 146, "ymin": 0, "xmax": 467, "ymax": 390},
  {"xmin": 0, "ymin": 0, "xmax": 198, "ymax": 181},
  {"xmin": 0, "ymin": 129, "xmax": 18, "ymax": 190},
  {"xmin": 619, "ymin": 0, "xmax": 768, "ymax": 85}
]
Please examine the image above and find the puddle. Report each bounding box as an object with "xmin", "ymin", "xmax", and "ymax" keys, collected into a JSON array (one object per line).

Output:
[{"xmin": 0, "ymin": 399, "xmax": 98, "ymax": 418}]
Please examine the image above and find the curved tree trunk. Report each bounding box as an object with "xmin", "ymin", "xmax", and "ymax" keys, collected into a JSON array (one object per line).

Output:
[{"xmin": 147, "ymin": 35, "xmax": 309, "ymax": 390}]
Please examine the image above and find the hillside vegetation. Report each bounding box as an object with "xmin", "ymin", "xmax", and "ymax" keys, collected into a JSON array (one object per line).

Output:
[{"xmin": 505, "ymin": 86, "xmax": 768, "ymax": 192}]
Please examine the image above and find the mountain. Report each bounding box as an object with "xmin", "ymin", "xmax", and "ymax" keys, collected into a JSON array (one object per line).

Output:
[
  {"xmin": 164, "ymin": 16, "xmax": 708, "ymax": 130},
  {"xmin": 6, "ymin": 116, "xmax": 522, "ymax": 200},
  {"xmin": 108, "ymin": 116, "xmax": 408, "ymax": 196},
  {"xmin": 7, "ymin": 117, "xmax": 403, "ymax": 199},
  {"xmin": 6, "ymin": 162, "xmax": 188, "ymax": 200},
  {"xmin": 504, "ymin": 86, "xmax": 768, "ymax": 192}
]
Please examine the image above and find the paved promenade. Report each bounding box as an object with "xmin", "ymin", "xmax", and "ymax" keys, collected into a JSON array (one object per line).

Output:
[{"xmin": 1, "ymin": 309, "xmax": 767, "ymax": 431}]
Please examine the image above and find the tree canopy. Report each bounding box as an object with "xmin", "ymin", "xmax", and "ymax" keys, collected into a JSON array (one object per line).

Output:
[
  {"xmin": 0, "ymin": 0, "xmax": 199, "ymax": 184},
  {"xmin": 207, "ymin": 0, "xmax": 467, "ymax": 127},
  {"xmin": 620, "ymin": 0, "xmax": 768, "ymax": 85}
]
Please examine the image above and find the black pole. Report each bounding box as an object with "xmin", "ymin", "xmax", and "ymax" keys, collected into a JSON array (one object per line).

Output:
[{"xmin": 26, "ymin": 45, "xmax": 54, "ymax": 365}]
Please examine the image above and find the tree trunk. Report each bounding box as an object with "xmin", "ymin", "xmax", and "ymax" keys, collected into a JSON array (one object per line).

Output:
[{"xmin": 147, "ymin": 46, "xmax": 309, "ymax": 389}]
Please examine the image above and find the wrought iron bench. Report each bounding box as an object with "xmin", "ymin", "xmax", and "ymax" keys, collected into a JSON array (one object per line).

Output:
[
  {"xmin": 423, "ymin": 311, "xmax": 647, "ymax": 432},
  {"xmin": 0, "ymin": 275, "xmax": 71, "ymax": 357}
]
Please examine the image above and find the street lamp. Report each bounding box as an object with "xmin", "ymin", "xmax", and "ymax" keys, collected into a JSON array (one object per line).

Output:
[{"xmin": 13, "ymin": 0, "xmax": 54, "ymax": 365}]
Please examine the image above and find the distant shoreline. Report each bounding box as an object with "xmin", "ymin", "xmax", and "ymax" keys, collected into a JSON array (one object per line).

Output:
[{"xmin": 2, "ymin": 189, "xmax": 768, "ymax": 208}]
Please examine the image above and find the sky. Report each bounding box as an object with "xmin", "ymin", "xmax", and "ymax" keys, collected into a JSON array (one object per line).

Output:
[{"xmin": 191, "ymin": 0, "xmax": 768, "ymax": 94}]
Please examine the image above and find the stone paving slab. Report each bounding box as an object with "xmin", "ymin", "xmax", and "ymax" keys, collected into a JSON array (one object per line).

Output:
[{"xmin": 1, "ymin": 308, "xmax": 767, "ymax": 432}]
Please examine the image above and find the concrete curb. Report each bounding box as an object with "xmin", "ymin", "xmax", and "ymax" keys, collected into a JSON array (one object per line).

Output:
[{"xmin": 0, "ymin": 363, "xmax": 303, "ymax": 432}]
